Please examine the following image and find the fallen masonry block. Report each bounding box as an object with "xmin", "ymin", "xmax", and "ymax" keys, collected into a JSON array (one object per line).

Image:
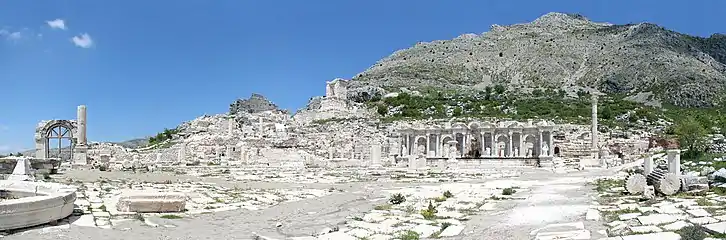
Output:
[{"xmin": 116, "ymin": 192, "xmax": 186, "ymax": 213}]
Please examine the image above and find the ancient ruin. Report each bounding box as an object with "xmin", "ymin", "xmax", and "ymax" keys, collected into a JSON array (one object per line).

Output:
[
  {"xmin": 5, "ymin": 11, "xmax": 726, "ymax": 240},
  {"xmin": 33, "ymin": 105, "xmax": 88, "ymax": 165}
]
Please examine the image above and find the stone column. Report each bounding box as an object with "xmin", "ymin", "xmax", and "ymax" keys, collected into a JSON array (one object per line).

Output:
[
  {"xmin": 435, "ymin": 134, "xmax": 440, "ymax": 157},
  {"xmin": 73, "ymin": 105, "xmax": 90, "ymax": 166},
  {"xmin": 77, "ymin": 105, "xmax": 87, "ymax": 146},
  {"xmin": 591, "ymin": 95, "xmax": 600, "ymax": 161},
  {"xmin": 667, "ymin": 149, "xmax": 681, "ymax": 175},
  {"xmin": 350, "ymin": 140, "xmax": 356, "ymax": 160},
  {"xmin": 518, "ymin": 132, "xmax": 524, "ymax": 157},
  {"xmin": 548, "ymin": 131, "xmax": 554, "ymax": 156},
  {"xmin": 538, "ymin": 130, "xmax": 543, "ymax": 157},
  {"xmin": 480, "ymin": 132, "xmax": 485, "ymax": 156},
  {"xmin": 644, "ymin": 154, "xmax": 653, "ymax": 175},
  {"xmin": 425, "ymin": 134, "xmax": 430, "ymax": 157},
  {"xmin": 507, "ymin": 132, "xmax": 513, "ymax": 157},
  {"xmin": 491, "ymin": 131, "xmax": 499, "ymax": 156},
  {"xmin": 370, "ymin": 144, "xmax": 382, "ymax": 167}
]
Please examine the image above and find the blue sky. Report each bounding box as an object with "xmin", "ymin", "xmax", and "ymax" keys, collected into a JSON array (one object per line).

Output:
[{"xmin": 0, "ymin": 0, "xmax": 724, "ymax": 154}]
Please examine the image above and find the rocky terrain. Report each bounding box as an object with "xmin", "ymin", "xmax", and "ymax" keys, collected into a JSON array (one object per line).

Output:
[{"xmin": 347, "ymin": 12, "xmax": 726, "ymax": 108}]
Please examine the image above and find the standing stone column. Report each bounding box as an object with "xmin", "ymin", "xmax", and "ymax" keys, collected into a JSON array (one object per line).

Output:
[
  {"xmin": 77, "ymin": 105, "xmax": 87, "ymax": 145},
  {"xmin": 490, "ymin": 132, "xmax": 495, "ymax": 156},
  {"xmin": 73, "ymin": 105, "xmax": 89, "ymax": 166},
  {"xmin": 591, "ymin": 95, "xmax": 600, "ymax": 163},
  {"xmin": 425, "ymin": 134, "xmax": 430, "ymax": 157},
  {"xmin": 538, "ymin": 130, "xmax": 543, "ymax": 157},
  {"xmin": 507, "ymin": 132, "xmax": 513, "ymax": 157},
  {"xmin": 548, "ymin": 131, "xmax": 554, "ymax": 156},
  {"xmin": 518, "ymin": 132, "xmax": 524, "ymax": 157},
  {"xmin": 480, "ymin": 132, "xmax": 485, "ymax": 156},
  {"xmin": 644, "ymin": 154, "xmax": 653, "ymax": 175},
  {"xmin": 667, "ymin": 149, "xmax": 681, "ymax": 175},
  {"xmin": 435, "ymin": 134, "xmax": 440, "ymax": 157},
  {"xmin": 370, "ymin": 144, "xmax": 382, "ymax": 167}
]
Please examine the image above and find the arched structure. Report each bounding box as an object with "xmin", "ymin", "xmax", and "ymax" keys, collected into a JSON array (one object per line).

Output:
[
  {"xmin": 397, "ymin": 119, "xmax": 557, "ymax": 163},
  {"xmin": 34, "ymin": 106, "xmax": 88, "ymax": 165}
]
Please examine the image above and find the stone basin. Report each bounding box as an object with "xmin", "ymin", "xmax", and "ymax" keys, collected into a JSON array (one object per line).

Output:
[{"xmin": 0, "ymin": 180, "xmax": 77, "ymax": 231}]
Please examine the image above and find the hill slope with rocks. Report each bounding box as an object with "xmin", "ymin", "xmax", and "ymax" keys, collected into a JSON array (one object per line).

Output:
[{"xmin": 347, "ymin": 12, "xmax": 726, "ymax": 108}]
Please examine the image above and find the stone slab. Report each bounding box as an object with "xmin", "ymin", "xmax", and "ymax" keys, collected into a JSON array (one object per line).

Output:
[
  {"xmin": 621, "ymin": 232, "xmax": 680, "ymax": 240},
  {"xmin": 116, "ymin": 192, "xmax": 186, "ymax": 213}
]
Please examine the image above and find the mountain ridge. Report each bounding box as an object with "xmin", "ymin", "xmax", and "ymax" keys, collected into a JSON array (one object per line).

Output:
[{"xmin": 346, "ymin": 12, "xmax": 726, "ymax": 108}]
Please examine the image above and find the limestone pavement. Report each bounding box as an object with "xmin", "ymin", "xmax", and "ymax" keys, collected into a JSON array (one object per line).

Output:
[{"xmin": 4, "ymin": 167, "xmax": 612, "ymax": 240}]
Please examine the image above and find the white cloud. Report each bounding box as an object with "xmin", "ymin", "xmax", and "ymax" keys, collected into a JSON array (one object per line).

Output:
[
  {"xmin": 71, "ymin": 33, "xmax": 93, "ymax": 48},
  {"xmin": 0, "ymin": 29, "xmax": 22, "ymax": 40},
  {"xmin": 46, "ymin": 19, "xmax": 66, "ymax": 30},
  {"xmin": 7, "ymin": 31, "xmax": 21, "ymax": 40}
]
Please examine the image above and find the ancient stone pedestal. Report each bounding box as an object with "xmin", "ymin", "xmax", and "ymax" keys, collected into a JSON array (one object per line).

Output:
[
  {"xmin": 7, "ymin": 158, "xmax": 35, "ymax": 181},
  {"xmin": 667, "ymin": 149, "xmax": 681, "ymax": 175},
  {"xmin": 72, "ymin": 145, "xmax": 88, "ymax": 167}
]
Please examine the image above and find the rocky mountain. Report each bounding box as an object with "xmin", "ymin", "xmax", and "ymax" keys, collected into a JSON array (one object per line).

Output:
[
  {"xmin": 347, "ymin": 12, "xmax": 726, "ymax": 108},
  {"xmin": 229, "ymin": 93, "xmax": 285, "ymax": 115}
]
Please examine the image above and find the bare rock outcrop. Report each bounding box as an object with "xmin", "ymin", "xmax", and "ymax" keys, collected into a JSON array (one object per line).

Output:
[{"xmin": 348, "ymin": 12, "xmax": 726, "ymax": 107}]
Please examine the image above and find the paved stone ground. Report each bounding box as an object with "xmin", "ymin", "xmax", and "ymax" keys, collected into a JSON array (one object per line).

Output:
[
  {"xmin": 461, "ymin": 169, "xmax": 608, "ymax": 240},
  {"xmin": 4, "ymin": 167, "xmax": 610, "ymax": 240}
]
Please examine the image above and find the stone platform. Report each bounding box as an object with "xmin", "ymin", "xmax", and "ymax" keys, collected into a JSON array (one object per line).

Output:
[{"xmin": 0, "ymin": 180, "xmax": 77, "ymax": 231}]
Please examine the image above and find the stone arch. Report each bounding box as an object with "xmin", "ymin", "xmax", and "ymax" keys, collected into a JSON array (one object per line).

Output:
[
  {"xmin": 495, "ymin": 134, "xmax": 510, "ymax": 157},
  {"xmin": 468, "ymin": 121, "xmax": 481, "ymax": 129},
  {"xmin": 35, "ymin": 120, "xmax": 77, "ymax": 160},
  {"xmin": 554, "ymin": 146, "xmax": 561, "ymax": 156},
  {"xmin": 454, "ymin": 133, "xmax": 465, "ymax": 156},
  {"xmin": 523, "ymin": 134, "xmax": 537, "ymax": 157},
  {"xmin": 415, "ymin": 136, "xmax": 427, "ymax": 155},
  {"xmin": 440, "ymin": 135, "xmax": 454, "ymax": 158}
]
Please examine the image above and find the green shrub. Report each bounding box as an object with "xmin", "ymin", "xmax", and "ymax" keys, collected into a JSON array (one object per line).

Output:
[
  {"xmin": 502, "ymin": 188, "xmax": 516, "ymax": 195},
  {"xmin": 389, "ymin": 193, "xmax": 406, "ymax": 205},
  {"xmin": 396, "ymin": 230, "xmax": 420, "ymax": 240},
  {"xmin": 678, "ymin": 226, "xmax": 708, "ymax": 240},
  {"xmin": 420, "ymin": 201, "xmax": 438, "ymax": 220},
  {"xmin": 149, "ymin": 127, "xmax": 180, "ymax": 145},
  {"xmin": 443, "ymin": 190, "xmax": 454, "ymax": 198}
]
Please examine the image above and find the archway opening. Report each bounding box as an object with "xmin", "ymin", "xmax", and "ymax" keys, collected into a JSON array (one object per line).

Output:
[
  {"xmin": 554, "ymin": 146, "xmax": 560, "ymax": 157},
  {"xmin": 46, "ymin": 124, "xmax": 74, "ymax": 161}
]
